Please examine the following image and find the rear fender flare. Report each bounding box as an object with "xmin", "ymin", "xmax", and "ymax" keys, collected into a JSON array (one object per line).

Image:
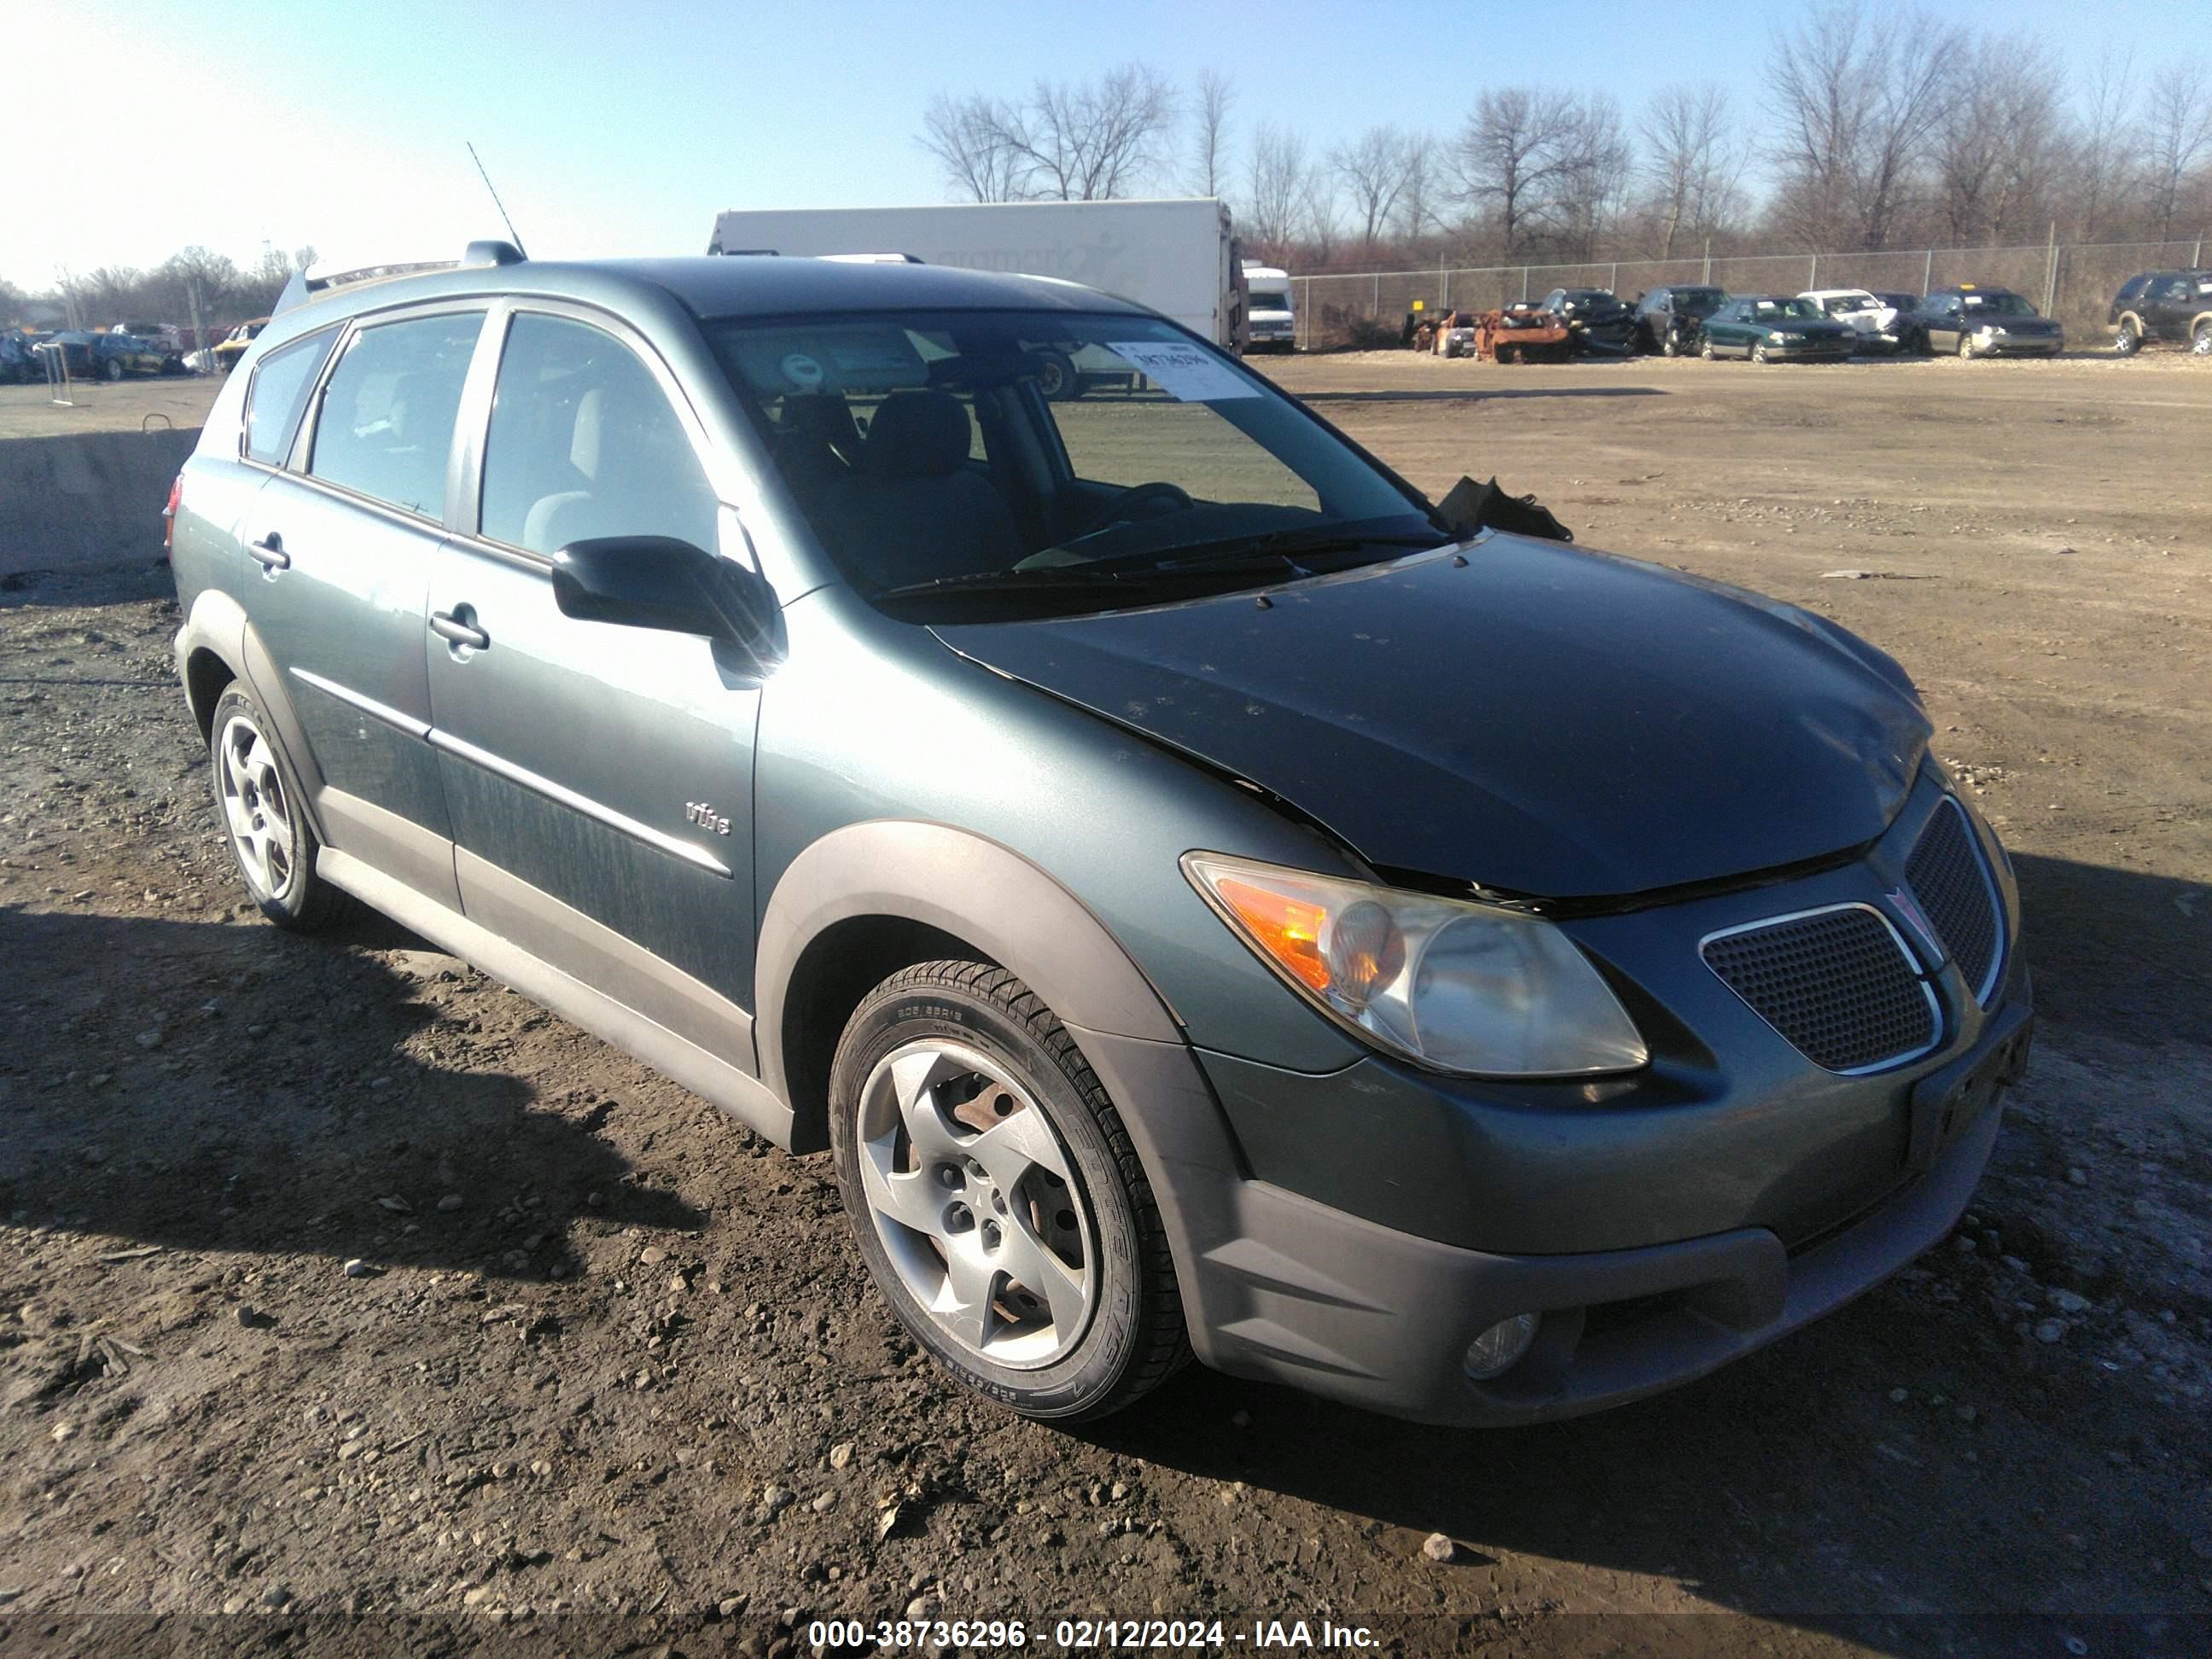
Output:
[{"xmin": 178, "ymin": 587, "xmax": 329, "ymax": 844}]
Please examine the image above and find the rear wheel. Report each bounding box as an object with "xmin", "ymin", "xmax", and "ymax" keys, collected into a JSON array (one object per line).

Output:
[
  {"xmin": 208, "ymin": 684, "xmax": 349, "ymax": 930},
  {"xmin": 106, "ymin": 358, "xmax": 126, "ymax": 382},
  {"xmin": 1033, "ymin": 348, "xmax": 1080, "ymax": 402},
  {"xmin": 829, "ymin": 961, "xmax": 1188, "ymax": 1421},
  {"xmin": 2114, "ymin": 318, "xmax": 2143, "ymax": 357}
]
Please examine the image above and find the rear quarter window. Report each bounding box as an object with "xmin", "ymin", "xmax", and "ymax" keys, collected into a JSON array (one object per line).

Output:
[
  {"xmin": 243, "ymin": 330, "xmax": 337, "ymax": 466},
  {"xmin": 307, "ymin": 311, "xmax": 485, "ymax": 518}
]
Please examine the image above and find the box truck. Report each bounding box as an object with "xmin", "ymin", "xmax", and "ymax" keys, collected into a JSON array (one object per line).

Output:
[
  {"xmin": 1243, "ymin": 264, "xmax": 1296, "ymax": 352},
  {"xmin": 707, "ymin": 199, "xmax": 1249, "ymax": 366}
]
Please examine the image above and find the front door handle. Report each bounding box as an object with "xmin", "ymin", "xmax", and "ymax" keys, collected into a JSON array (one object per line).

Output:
[
  {"xmin": 429, "ymin": 609, "xmax": 490, "ymax": 651},
  {"xmin": 247, "ymin": 534, "xmax": 289, "ymax": 570}
]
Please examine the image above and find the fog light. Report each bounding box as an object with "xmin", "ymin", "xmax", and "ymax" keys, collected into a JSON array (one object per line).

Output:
[{"xmin": 1464, "ymin": 1313, "xmax": 1540, "ymax": 1381}]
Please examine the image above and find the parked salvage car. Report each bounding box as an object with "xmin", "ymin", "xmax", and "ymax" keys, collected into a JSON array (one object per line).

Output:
[
  {"xmin": 1801, "ymin": 288, "xmax": 1911, "ymax": 352},
  {"xmin": 1538, "ymin": 287, "xmax": 1637, "ymax": 353},
  {"xmin": 211, "ymin": 317, "xmax": 270, "ymax": 372},
  {"xmin": 170, "ymin": 244, "xmax": 2029, "ymax": 1428},
  {"xmin": 92, "ymin": 330, "xmax": 175, "ymax": 380},
  {"xmin": 1918, "ymin": 287, "xmax": 2063, "ymax": 358},
  {"xmin": 2108, "ymin": 269, "xmax": 2212, "ymax": 356},
  {"xmin": 1631, "ymin": 285, "xmax": 1726, "ymax": 356},
  {"xmin": 0, "ymin": 334, "xmax": 38, "ymax": 383},
  {"xmin": 1698, "ymin": 295, "xmax": 1858, "ymax": 361}
]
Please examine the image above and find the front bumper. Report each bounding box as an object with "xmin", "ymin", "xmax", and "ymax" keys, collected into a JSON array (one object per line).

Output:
[
  {"xmin": 1093, "ymin": 992, "xmax": 2029, "ymax": 1426},
  {"xmin": 1764, "ymin": 339, "xmax": 1856, "ymax": 359},
  {"xmin": 1974, "ymin": 335, "xmax": 2063, "ymax": 356}
]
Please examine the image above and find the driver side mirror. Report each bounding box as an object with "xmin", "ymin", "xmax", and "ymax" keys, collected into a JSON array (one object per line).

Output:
[{"xmin": 551, "ymin": 537, "xmax": 783, "ymax": 668}]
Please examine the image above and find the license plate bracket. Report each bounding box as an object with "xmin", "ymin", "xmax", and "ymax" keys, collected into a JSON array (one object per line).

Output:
[{"xmin": 1906, "ymin": 1005, "xmax": 2034, "ymax": 1175}]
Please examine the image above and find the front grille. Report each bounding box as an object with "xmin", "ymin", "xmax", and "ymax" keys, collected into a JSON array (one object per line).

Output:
[
  {"xmin": 1702, "ymin": 905, "xmax": 1937, "ymax": 1073},
  {"xmin": 1906, "ymin": 796, "xmax": 2003, "ymax": 1003}
]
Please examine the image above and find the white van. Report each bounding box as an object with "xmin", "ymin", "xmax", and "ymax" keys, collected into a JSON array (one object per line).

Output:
[{"xmin": 1243, "ymin": 265, "xmax": 1295, "ymax": 352}]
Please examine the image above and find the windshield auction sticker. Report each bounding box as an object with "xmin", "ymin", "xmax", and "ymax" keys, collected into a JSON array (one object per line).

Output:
[{"xmin": 1106, "ymin": 341, "xmax": 1262, "ymax": 402}]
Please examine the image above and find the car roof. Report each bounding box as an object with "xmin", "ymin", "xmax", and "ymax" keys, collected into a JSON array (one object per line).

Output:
[{"xmin": 276, "ymin": 254, "xmax": 1150, "ymax": 332}]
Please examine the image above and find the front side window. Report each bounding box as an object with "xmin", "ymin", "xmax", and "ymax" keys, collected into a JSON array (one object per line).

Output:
[
  {"xmin": 708, "ymin": 310, "xmax": 1437, "ymax": 615},
  {"xmin": 480, "ymin": 313, "xmax": 719, "ymax": 556},
  {"xmin": 307, "ymin": 311, "xmax": 484, "ymax": 517},
  {"xmin": 243, "ymin": 329, "xmax": 336, "ymax": 465}
]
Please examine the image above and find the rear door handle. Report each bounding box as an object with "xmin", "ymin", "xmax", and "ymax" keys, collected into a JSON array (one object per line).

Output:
[
  {"xmin": 247, "ymin": 534, "xmax": 289, "ymax": 570},
  {"xmin": 429, "ymin": 609, "xmax": 490, "ymax": 651}
]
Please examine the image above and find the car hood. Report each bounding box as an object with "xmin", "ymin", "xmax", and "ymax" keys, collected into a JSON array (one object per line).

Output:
[{"xmin": 932, "ymin": 538, "xmax": 1931, "ymax": 899}]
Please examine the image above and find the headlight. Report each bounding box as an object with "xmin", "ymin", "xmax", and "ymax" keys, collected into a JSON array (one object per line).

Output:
[
  {"xmin": 1979, "ymin": 324, "xmax": 2001, "ymax": 336},
  {"xmin": 1182, "ymin": 853, "xmax": 1649, "ymax": 1077},
  {"xmin": 1771, "ymin": 332, "xmax": 1804, "ymax": 344}
]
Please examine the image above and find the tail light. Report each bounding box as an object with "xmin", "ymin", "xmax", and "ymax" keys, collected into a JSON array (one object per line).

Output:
[{"xmin": 162, "ymin": 473, "xmax": 183, "ymax": 558}]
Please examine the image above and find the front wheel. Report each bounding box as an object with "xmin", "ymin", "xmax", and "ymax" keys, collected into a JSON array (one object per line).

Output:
[
  {"xmin": 1751, "ymin": 341, "xmax": 1771, "ymax": 364},
  {"xmin": 208, "ymin": 684, "xmax": 350, "ymax": 929},
  {"xmin": 829, "ymin": 960, "xmax": 1188, "ymax": 1422},
  {"xmin": 2114, "ymin": 320, "xmax": 2143, "ymax": 357},
  {"xmin": 2192, "ymin": 321, "xmax": 2212, "ymax": 357},
  {"xmin": 1033, "ymin": 347, "xmax": 1080, "ymax": 402},
  {"xmin": 1957, "ymin": 334, "xmax": 1978, "ymax": 359},
  {"xmin": 106, "ymin": 358, "xmax": 126, "ymax": 381}
]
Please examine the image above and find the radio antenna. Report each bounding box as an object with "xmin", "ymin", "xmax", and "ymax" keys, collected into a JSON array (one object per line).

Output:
[{"xmin": 467, "ymin": 141, "xmax": 528, "ymax": 258}]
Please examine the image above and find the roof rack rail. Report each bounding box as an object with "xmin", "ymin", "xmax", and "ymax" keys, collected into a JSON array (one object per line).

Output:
[{"xmin": 271, "ymin": 239, "xmax": 527, "ymax": 317}]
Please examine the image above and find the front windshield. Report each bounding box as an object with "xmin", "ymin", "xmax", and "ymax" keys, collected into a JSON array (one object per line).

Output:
[
  {"xmin": 1676, "ymin": 288, "xmax": 1725, "ymax": 314},
  {"xmin": 1249, "ymin": 289, "xmax": 1290, "ymax": 312},
  {"xmin": 1960, "ymin": 291, "xmax": 2035, "ymax": 316},
  {"xmin": 1750, "ymin": 298, "xmax": 1821, "ymax": 321},
  {"xmin": 709, "ymin": 310, "xmax": 1439, "ymax": 614},
  {"xmin": 1822, "ymin": 293, "xmax": 1878, "ymax": 314}
]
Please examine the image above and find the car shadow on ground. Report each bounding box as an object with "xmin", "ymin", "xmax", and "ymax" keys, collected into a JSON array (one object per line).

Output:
[{"xmin": 0, "ymin": 903, "xmax": 704, "ymax": 1281}]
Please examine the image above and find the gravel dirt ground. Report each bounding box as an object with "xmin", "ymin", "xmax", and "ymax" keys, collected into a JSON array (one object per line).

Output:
[{"xmin": 2, "ymin": 351, "xmax": 2209, "ymax": 1656}]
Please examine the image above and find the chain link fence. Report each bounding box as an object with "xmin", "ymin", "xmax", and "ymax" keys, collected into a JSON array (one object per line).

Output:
[{"xmin": 1291, "ymin": 239, "xmax": 2209, "ymax": 350}]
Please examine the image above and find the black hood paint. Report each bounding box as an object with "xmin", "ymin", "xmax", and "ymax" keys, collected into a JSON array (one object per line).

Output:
[{"xmin": 934, "ymin": 538, "xmax": 1931, "ymax": 899}]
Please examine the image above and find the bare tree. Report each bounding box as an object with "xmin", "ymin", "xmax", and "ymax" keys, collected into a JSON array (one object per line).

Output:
[
  {"xmin": 919, "ymin": 66, "xmax": 1179, "ymax": 203},
  {"xmin": 2067, "ymin": 49, "xmax": 2139, "ymax": 241},
  {"xmin": 1447, "ymin": 87, "xmax": 1580, "ymax": 256},
  {"xmin": 1185, "ymin": 68, "xmax": 1236, "ymax": 198},
  {"xmin": 1639, "ymin": 84, "xmax": 1743, "ymax": 258},
  {"xmin": 1934, "ymin": 38, "xmax": 2064, "ymax": 245},
  {"xmin": 1243, "ymin": 123, "xmax": 1314, "ymax": 257},
  {"xmin": 1555, "ymin": 95, "xmax": 1632, "ymax": 259},
  {"xmin": 1394, "ymin": 137, "xmax": 1441, "ymax": 246},
  {"xmin": 920, "ymin": 92, "xmax": 1031, "ymax": 202},
  {"xmin": 2140, "ymin": 61, "xmax": 2212, "ymax": 243},
  {"xmin": 1330, "ymin": 125, "xmax": 1416, "ymax": 254},
  {"xmin": 1766, "ymin": 2, "xmax": 1960, "ymax": 249}
]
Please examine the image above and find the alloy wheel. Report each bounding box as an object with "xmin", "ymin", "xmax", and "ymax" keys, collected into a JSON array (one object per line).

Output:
[
  {"xmin": 216, "ymin": 711, "xmax": 299, "ymax": 902},
  {"xmin": 2193, "ymin": 323, "xmax": 2212, "ymax": 357},
  {"xmin": 853, "ymin": 1039, "xmax": 1095, "ymax": 1369}
]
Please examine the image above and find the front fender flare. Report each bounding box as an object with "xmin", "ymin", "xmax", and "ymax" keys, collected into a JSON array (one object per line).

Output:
[{"xmin": 754, "ymin": 820, "xmax": 1185, "ymax": 1112}]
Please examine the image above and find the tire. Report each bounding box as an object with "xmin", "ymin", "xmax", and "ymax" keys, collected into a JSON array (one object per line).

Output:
[
  {"xmin": 1699, "ymin": 338, "xmax": 1716, "ymax": 361},
  {"xmin": 1033, "ymin": 347, "xmax": 1080, "ymax": 402},
  {"xmin": 2192, "ymin": 321, "xmax": 2212, "ymax": 357},
  {"xmin": 1661, "ymin": 331, "xmax": 1680, "ymax": 358},
  {"xmin": 1751, "ymin": 341, "xmax": 1771, "ymax": 364},
  {"xmin": 207, "ymin": 684, "xmax": 350, "ymax": 930},
  {"xmin": 2114, "ymin": 319, "xmax": 2142, "ymax": 357},
  {"xmin": 1957, "ymin": 333, "xmax": 1977, "ymax": 359},
  {"xmin": 106, "ymin": 358, "xmax": 126, "ymax": 381},
  {"xmin": 828, "ymin": 959, "xmax": 1188, "ymax": 1422}
]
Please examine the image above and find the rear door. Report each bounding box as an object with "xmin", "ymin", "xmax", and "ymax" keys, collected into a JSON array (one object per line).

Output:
[
  {"xmin": 240, "ymin": 305, "xmax": 486, "ymax": 908},
  {"xmin": 424, "ymin": 301, "xmax": 765, "ymax": 1058}
]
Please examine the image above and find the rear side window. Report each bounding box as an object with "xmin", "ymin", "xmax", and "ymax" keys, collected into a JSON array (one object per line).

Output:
[
  {"xmin": 479, "ymin": 313, "xmax": 718, "ymax": 556},
  {"xmin": 308, "ymin": 311, "xmax": 485, "ymax": 518},
  {"xmin": 243, "ymin": 330, "xmax": 335, "ymax": 466}
]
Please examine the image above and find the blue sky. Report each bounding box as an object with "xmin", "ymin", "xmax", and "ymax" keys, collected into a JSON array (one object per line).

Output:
[{"xmin": 5, "ymin": 0, "xmax": 2169, "ymax": 283}]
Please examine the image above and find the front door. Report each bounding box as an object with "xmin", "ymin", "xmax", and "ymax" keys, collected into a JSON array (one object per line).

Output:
[
  {"xmin": 242, "ymin": 306, "xmax": 486, "ymax": 908},
  {"xmin": 424, "ymin": 305, "xmax": 765, "ymax": 1062}
]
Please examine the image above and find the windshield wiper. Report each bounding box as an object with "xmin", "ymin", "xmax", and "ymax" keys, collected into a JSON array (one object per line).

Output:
[{"xmin": 870, "ymin": 560, "xmax": 1283, "ymax": 604}]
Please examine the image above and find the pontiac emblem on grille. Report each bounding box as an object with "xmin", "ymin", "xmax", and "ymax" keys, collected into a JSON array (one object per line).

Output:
[{"xmin": 1887, "ymin": 887, "xmax": 1941, "ymax": 957}]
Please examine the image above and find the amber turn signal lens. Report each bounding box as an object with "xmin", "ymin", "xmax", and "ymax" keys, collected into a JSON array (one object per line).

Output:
[{"xmin": 1214, "ymin": 876, "xmax": 1330, "ymax": 992}]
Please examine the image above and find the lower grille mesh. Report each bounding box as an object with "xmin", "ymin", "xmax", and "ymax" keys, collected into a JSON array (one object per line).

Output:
[
  {"xmin": 1906, "ymin": 797, "xmax": 2002, "ymax": 1001},
  {"xmin": 1703, "ymin": 906, "xmax": 1936, "ymax": 1072}
]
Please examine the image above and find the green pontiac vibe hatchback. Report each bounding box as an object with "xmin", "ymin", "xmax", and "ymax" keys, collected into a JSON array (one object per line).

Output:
[{"xmin": 168, "ymin": 243, "xmax": 2032, "ymax": 1425}]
